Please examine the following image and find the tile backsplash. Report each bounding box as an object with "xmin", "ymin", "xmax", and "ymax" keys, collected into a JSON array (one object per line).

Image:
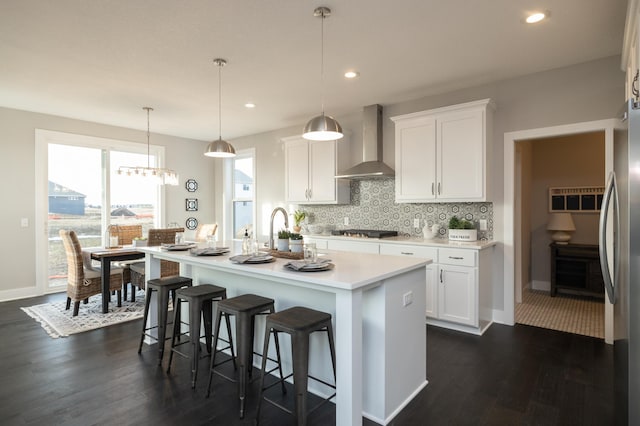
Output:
[{"xmin": 299, "ymin": 179, "xmax": 493, "ymax": 240}]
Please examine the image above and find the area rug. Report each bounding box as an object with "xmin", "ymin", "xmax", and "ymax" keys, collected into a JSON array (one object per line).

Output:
[
  {"xmin": 21, "ymin": 291, "xmax": 146, "ymax": 338},
  {"xmin": 516, "ymin": 288, "xmax": 604, "ymax": 339}
]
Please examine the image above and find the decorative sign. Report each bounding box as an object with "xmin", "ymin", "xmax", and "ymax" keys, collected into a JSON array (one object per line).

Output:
[
  {"xmin": 549, "ymin": 186, "xmax": 604, "ymax": 213},
  {"xmin": 185, "ymin": 217, "xmax": 198, "ymax": 230},
  {"xmin": 186, "ymin": 198, "xmax": 198, "ymax": 211},
  {"xmin": 185, "ymin": 179, "xmax": 198, "ymax": 192}
]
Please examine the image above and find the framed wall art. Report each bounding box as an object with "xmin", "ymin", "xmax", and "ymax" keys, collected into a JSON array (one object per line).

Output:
[
  {"xmin": 186, "ymin": 198, "xmax": 198, "ymax": 211},
  {"xmin": 548, "ymin": 186, "xmax": 604, "ymax": 213}
]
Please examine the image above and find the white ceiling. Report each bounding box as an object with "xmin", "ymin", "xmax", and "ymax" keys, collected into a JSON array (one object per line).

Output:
[{"xmin": 0, "ymin": 0, "xmax": 628, "ymax": 141}]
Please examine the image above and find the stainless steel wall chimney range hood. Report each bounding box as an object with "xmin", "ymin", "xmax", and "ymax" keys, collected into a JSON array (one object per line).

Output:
[{"xmin": 335, "ymin": 104, "xmax": 395, "ymax": 179}]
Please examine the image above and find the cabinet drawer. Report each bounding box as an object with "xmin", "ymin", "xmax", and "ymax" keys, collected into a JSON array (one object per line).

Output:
[
  {"xmin": 380, "ymin": 244, "xmax": 437, "ymax": 260},
  {"xmin": 438, "ymin": 248, "xmax": 476, "ymax": 267}
]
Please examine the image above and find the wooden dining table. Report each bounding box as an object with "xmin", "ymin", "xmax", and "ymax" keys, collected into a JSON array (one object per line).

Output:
[{"xmin": 83, "ymin": 246, "xmax": 145, "ymax": 313}]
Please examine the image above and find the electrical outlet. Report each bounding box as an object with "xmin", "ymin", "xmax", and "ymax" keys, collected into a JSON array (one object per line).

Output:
[
  {"xmin": 344, "ymin": 217, "xmax": 349, "ymax": 226},
  {"xmin": 402, "ymin": 291, "xmax": 413, "ymax": 307},
  {"xmin": 479, "ymin": 219, "xmax": 487, "ymax": 231},
  {"xmin": 413, "ymin": 218, "xmax": 420, "ymax": 228},
  {"xmin": 21, "ymin": 218, "xmax": 28, "ymax": 227}
]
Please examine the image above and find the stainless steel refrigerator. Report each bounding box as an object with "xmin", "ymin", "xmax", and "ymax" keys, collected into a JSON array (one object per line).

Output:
[{"xmin": 599, "ymin": 98, "xmax": 640, "ymax": 425}]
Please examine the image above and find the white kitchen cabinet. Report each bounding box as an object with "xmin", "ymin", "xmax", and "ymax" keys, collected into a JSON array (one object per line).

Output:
[
  {"xmin": 391, "ymin": 99, "xmax": 494, "ymax": 203},
  {"xmin": 327, "ymin": 239, "xmax": 379, "ymax": 254},
  {"xmin": 380, "ymin": 242, "xmax": 493, "ymax": 335},
  {"xmin": 283, "ymin": 135, "xmax": 350, "ymax": 204}
]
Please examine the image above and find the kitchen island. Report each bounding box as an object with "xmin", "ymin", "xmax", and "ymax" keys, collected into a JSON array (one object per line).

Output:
[{"xmin": 138, "ymin": 245, "xmax": 429, "ymax": 426}]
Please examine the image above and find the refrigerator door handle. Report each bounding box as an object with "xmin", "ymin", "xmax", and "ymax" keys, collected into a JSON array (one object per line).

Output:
[{"xmin": 599, "ymin": 171, "xmax": 619, "ymax": 304}]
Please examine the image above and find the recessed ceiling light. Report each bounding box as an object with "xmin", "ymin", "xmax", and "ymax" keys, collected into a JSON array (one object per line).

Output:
[
  {"xmin": 344, "ymin": 71, "xmax": 360, "ymax": 79},
  {"xmin": 244, "ymin": 102, "xmax": 256, "ymax": 108},
  {"xmin": 526, "ymin": 12, "xmax": 547, "ymax": 24}
]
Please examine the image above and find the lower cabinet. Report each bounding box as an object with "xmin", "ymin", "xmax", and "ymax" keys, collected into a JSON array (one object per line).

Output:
[{"xmin": 380, "ymin": 243, "xmax": 493, "ymax": 335}]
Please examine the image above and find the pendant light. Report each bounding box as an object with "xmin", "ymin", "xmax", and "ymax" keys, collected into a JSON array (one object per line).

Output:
[
  {"xmin": 117, "ymin": 107, "xmax": 179, "ymax": 185},
  {"xmin": 205, "ymin": 58, "xmax": 236, "ymax": 158},
  {"xmin": 302, "ymin": 6, "xmax": 344, "ymax": 141}
]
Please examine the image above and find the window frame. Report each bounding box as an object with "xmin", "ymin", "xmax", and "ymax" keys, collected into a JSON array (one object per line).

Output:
[{"xmin": 223, "ymin": 148, "xmax": 256, "ymax": 241}]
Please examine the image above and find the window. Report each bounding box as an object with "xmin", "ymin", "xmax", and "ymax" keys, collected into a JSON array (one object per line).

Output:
[
  {"xmin": 231, "ymin": 149, "xmax": 255, "ymax": 238},
  {"xmin": 36, "ymin": 130, "xmax": 165, "ymax": 292}
]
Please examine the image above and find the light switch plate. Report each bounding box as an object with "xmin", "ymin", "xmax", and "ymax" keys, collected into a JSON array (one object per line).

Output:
[
  {"xmin": 21, "ymin": 218, "xmax": 29, "ymax": 227},
  {"xmin": 344, "ymin": 217, "xmax": 349, "ymax": 226},
  {"xmin": 413, "ymin": 218, "xmax": 420, "ymax": 228},
  {"xmin": 479, "ymin": 219, "xmax": 487, "ymax": 231}
]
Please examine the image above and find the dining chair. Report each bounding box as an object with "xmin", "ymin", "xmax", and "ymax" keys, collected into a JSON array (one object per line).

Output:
[
  {"xmin": 195, "ymin": 223, "xmax": 218, "ymax": 242},
  {"xmin": 129, "ymin": 228, "xmax": 184, "ymax": 301},
  {"xmin": 109, "ymin": 224, "xmax": 143, "ymax": 301},
  {"xmin": 59, "ymin": 229, "xmax": 124, "ymax": 316}
]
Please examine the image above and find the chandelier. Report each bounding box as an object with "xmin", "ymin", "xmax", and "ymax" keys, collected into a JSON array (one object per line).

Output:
[{"xmin": 117, "ymin": 107, "xmax": 179, "ymax": 185}]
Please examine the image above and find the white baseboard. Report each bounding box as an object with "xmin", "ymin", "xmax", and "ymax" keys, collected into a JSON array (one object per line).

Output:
[{"xmin": 0, "ymin": 286, "xmax": 40, "ymax": 302}]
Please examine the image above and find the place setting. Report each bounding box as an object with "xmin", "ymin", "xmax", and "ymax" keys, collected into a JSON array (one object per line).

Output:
[
  {"xmin": 283, "ymin": 242, "xmax": 334, "ymax": 272},
  {"xmin": 229, "ymin": 253, "xmax": 275, "ymax": 264},
  {"xmin": 190, "ymin": 246, "xmax": 230, "ymax": 256}
]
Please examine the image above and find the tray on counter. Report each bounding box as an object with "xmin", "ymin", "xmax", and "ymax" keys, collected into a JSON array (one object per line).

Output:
[{"xmin": 267, "ymin": 249, "xmax": 304, "ymax": 260}]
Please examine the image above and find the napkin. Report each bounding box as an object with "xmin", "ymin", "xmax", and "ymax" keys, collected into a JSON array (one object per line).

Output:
[
  {"xmin": 285, "ymin": 259, "xmax": 332, "ymax": 271},
  {"xmin": 229, "ymin": 254, "xmax": 272, "ymax": 263},
  {"xmin": 190, "ymin": 247, "xmax": 229, "ymax": 256}
]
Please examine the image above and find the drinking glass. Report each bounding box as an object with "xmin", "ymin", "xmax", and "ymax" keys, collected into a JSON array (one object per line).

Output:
[
  {"xmin": 175, "ymin": 232, "xmax": 185, "ymax": 245},
  {"xmin": 206, "ymin": 234, "xmax": 216, "ymax": 248},
  {"xmin": 251, "ymin": 239, "xmax": 260, "ymax": 256},
  {"xmin": 304, "ymin": 243, "xmax": 317, "ymax": 263}
]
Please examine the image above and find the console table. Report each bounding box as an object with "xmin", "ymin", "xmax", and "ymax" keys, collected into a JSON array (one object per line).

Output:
[{"xmin": 550, "ymin": 243, "xmax": 604, "ymax": 299}]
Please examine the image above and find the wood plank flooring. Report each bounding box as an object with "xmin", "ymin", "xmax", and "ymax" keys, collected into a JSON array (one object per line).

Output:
[{"xmin": 0, "ymin": 293, "xmax": 614, "ymax": 425}]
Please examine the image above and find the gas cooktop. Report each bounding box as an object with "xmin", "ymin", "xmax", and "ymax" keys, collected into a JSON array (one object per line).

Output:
[{"xmin": 331, "ymin": 229, "xmax": 398, "ymax": 238}]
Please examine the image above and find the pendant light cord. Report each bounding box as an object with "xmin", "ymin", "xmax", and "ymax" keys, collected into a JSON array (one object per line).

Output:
[
  {"xmin": 144, "ymin": 106, "xmax": 152, "ymax": 169},
  {"xmin": 218, "ymin": 62, "xmax": 223, "ymax": 140},
  {"xmin": 320, "ymin": 9, "xmax": 325, "ymax": 115}
]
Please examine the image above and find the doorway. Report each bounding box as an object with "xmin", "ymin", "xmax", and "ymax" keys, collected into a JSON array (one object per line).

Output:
[{"xmin": 503, "ymin": 118, "xmax": 618, "ymax": 344}]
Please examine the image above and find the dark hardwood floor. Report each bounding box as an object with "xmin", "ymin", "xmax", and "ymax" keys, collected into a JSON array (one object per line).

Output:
[{"xmin": 0, "ymin": 293, "xmax": 614, "ymax": 425}]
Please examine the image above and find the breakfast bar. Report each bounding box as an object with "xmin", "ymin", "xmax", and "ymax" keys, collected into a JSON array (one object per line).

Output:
[{"xmin": 138, "ymin": 245, "xmax": 429, "ymax": 426}]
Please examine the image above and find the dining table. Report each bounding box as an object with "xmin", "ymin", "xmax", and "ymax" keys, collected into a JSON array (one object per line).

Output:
[{"xmin": 83, "ymin": 246, "xmax": 145, "ymax": 313}]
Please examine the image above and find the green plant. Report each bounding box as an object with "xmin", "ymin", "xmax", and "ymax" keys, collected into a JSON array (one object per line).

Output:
[
  {"xmin": 289, "ymin": 233, "xmax": 303, "ymax": 240},
  {"xmin": 277, "ymin": 229, "xmax": 291, "ymax": 239},
  {"xmin": 293, "ymin": 210, "xmax": 306, "ymax": 227},
  {"xmin": 448, "ymin": 216, "xmax": 476, "ymax": 230}
]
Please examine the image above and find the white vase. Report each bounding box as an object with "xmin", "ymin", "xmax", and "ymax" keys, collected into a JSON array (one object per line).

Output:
[
  {"xmin": 290, "ymin": 239, "xmax": 303, "ymax": 253},
  {"xmin": 277, "ymin": 238, "xmax": 290, "ymax": 252}
]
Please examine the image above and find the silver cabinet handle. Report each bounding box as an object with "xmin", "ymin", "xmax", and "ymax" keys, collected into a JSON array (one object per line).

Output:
[
  {"xmin": 599, "ymin": 171, "xmax": 619, "ymax": 304},
  {"xmin": 431, "ymin": 182, "xmax": 435, "ymax": 195},
  {"xmin": 440, "ymin": 269, "xmax": 443, "ymax": 283},
  {"xmin": 308, "ymin": 188, "xmax": 312, "ymax": 200},
  {"xmin": 400, "ymin": 252, "xmax": 414, "ymax": 255},
  {"xmin": 438, "ymin": 182, "xmax": 441, "ymax": 195},
  {"xmin": 448, "ymin": 256, "xmax": 464, "ymax": 260}
]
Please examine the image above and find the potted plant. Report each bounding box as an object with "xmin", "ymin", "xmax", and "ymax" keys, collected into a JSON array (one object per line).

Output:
[
  {"xmin": 292, "ymin": 210, "xmax": 306, "ymax": 233},
  {"xmin": 447, "ymin": 216, "xmax": 478, "ymax": 242},
  {"xmin": 277, "ymin": 229, "xmax": 291, "ymax": 251},
  {"xmin": 289, "ymin": 233, "xmax": 304, "ymax": 253}
]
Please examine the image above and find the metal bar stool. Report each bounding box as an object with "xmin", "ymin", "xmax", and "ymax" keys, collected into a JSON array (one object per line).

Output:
[
  {"xmin": 206, "ymin": 293, "xmax": 286, "ymax": 419},
  {"xmin": 166, "ymin": 284, "xmax": 236, "ymax": 388},
  {"xmin": 138, "ymin": 275, "xmax": 192, "ymax": 365},
  {"xmin": 256, "ymin": 306, "xmax": 337, "ymax": 426}
]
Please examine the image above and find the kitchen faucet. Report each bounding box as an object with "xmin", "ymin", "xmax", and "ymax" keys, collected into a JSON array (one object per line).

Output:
[{"xmin": 269, "ymin": 207, "xmax": 289, "ymax": 249}]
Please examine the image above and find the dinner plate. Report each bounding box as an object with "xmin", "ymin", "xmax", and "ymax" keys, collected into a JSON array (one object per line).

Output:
[
  {"xmin": 162, "ymin": 243, "xmax": 197, "ymax": 251},
  {"xmin": 190, "ymin": 247, "xmax": 230, "ymax": 256},
  {"xmin": 229, "ymin": 254, "xmax": 275, "ymax": 264},
  {"xmin": 284, "ymin": 262, "xmax": 334, "ymax": 272}
]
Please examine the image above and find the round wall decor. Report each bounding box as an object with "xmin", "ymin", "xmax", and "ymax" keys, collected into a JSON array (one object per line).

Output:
[
  {"xmin": 185, "ymin": 179, "xmax": 198, "ymax": 192},
  {"xmin": 185, "ymin": 217, "xmax": 198, "ymax": 230}
]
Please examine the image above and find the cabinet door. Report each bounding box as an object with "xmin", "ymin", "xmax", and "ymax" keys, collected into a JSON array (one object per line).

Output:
[
  {"xmin": 437, "ymin": 109, "xmax": 484, "ymax": 200},
  {"xmin": 438, "ymin": 264, "xmax": 477, "ymax": 326},
  {"xmin": 327, "ymin": 239, "xmax": 380, "ymax": 254},
  {"xmin": 308, "ymin": 140, "xmax": 337, "ymax": 202},
  {"xmin": 394, "ymin": 117, "xmax": 437, "ymax": 202},
  {"xmin": 425, "ymin": 264, "xmax": 438, "ymax": 318},
  {"xmin": 284, "ymin": 138, "xmax": 310, "ymax": 203}
]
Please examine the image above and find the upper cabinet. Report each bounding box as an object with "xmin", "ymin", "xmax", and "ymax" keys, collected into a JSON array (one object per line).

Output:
[
  {"xmin": 283, "ymin": 135, "xmax": 351, "ymax": 204},
  {"xmin": 391, "ymin": 99, "xmax": 495, "ymax": 203}
]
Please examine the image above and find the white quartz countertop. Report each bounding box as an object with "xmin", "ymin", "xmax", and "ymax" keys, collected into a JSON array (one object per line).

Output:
[
  {"xmin": 304, "ymin": 234, "xmax": 497, "ymax": 250},
  {"xmin": 137, "ymin": 245, "xmax": 430, "ymax": 292}
]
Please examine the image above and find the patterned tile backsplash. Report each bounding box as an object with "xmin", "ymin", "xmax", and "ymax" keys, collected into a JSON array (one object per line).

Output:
[{"xmin": 299, "ymin": 179, "xmax": 493, "ymax": 240}]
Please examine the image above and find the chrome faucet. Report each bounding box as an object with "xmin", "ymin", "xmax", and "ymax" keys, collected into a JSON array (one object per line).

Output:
[{"xmin": 269, "ymin": 207, "xmax": 289, "ymax": 249}]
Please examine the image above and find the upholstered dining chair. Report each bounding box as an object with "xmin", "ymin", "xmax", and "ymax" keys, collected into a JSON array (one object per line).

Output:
[
  {"xmin": 109, "ymin": 224, "xmax": 143, "ymax": 300},
  {"xmin": 59, "ymin": 229, "xmax": 124, "ymax": 316},
  {"xmin": 194, "ymin": 223, "xmax": 218, "ymax": 242},
  {"xmin": 129, "ymin": 227, "xmax": 184, "ymax": 301}
]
